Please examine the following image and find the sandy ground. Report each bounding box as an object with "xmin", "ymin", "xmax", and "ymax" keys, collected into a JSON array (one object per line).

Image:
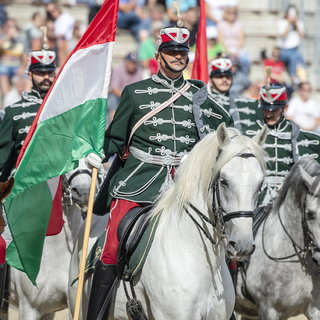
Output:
[
  {"xmin": 7, "ymin": 306, "xmax": 308, "ymax": 319},
  {"xmin": 8, "ymin": 306, "xmax": 69, "ymax": 319}
]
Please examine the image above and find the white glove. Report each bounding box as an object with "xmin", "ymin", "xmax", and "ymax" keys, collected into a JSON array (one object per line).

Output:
[{"xmin": 84, "ymin": 153, "xmax": 103, "ymax": 169}]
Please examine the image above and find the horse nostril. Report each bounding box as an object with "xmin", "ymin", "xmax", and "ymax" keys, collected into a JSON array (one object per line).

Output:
[
  {"xmin": 228, "ymin": 241, "xmax": 238, "ymax": 250},
  {"xmin": 248, "ymin": 244, "xmax": 256, "ymax": 255}
]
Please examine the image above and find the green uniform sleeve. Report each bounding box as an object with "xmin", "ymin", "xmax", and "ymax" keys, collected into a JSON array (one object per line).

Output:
[
  {"xmin": 0, "ymin": 108, "xmax": 13, "ymax": 171},
  {"xmin": 104, "ymin": 86, "xmax": 134, "ymax": 159}
]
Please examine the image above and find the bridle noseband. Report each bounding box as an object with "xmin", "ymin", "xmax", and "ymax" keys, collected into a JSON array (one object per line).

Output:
[
  {"xmin": 62, "ymin": 169, "xmax": 92, "ymax": 207},
  {"xmin": 213, "ymin": 153, "xmax": 257, "ymax": 223},
  {"xmin": 185, "ymin": 152, "xmax": 258, "ymax": 245}
]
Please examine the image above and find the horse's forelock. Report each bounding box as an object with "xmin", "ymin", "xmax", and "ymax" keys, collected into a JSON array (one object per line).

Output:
[{"xmin": 214, "ymin": 135, "xmax": 266, "ymax": 178}]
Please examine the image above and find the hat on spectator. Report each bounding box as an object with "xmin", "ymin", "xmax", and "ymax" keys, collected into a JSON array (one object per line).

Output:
[
  {"xmin": 125, "ymin": 52, "xmax": 139, "ymax": 63},
  {"xmin": 156, "ymin": 26, "xmax": 190, "ymax": 53},
  {"xmin": 209, "ymin": 57, "xmax": 233, "ymax": 78},
  {"xmin": 28, "ymin": 49, "xmax": 56, "ymax": 72},
  {"xmin": 259, "ymin": 83, "xmax": 288, "ymax": 110}
]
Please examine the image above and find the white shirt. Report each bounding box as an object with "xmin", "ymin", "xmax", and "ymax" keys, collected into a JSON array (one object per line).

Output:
[
  {"xmin": 277, "ymin": 19, "xmax": 304, "ymax": 49},
  {"xmin": 205, "ymin": 0, "xmax": 239, "ymax": 23},
  {"xmin": 286, "ymin": 96, "xmax": 320, "ymax": 130},
  {"xmin": 54, "ymin": 12, "xmax": 75, "ymax": 41}
]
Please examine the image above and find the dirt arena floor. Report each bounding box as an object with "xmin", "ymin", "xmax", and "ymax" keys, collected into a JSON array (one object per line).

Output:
[{"xmin": 7, "ymin": 306, "xmax": 308, "ymax": 319}]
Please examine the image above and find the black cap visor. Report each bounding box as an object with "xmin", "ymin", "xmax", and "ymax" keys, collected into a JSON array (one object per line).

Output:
[
  {"xmin": 29, "ymin": 63, "xmax": 56, "ymax": 72},
  {"xmin": 210, "ymin": 69, "xmax": 233, "ymax": 78},
  {"xmin": 260, "ymin": 101, "xmax": 286, "ymax": 111},
  {"xmin": 159, "ymin": 41, "xmax": 189, "ymax": 52}
]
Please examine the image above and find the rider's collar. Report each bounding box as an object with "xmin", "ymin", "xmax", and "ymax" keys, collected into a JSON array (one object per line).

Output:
[
  {"xmin": 266, "ymin": 116, "xmax": 286, "ymax": 130},
  {"xmin": 211, "ymin": 87, "xmax": 229, "ymax": 97},
  {"xmin": 22, "ymin": 89, "xmax": 43, "ymax": 103},
  {"xmin": 156, "ymin": 70, "xmax": 184, "ymax": 88}
]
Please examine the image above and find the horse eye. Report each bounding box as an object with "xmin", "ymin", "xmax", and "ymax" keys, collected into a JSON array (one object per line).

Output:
[
  {"xmin": 220, "ymin": 178, "xmax": 228, "ymax": 188},
  {"xmin": 306, "ymin": 210, "xmax": 315, "ymax": 220}
]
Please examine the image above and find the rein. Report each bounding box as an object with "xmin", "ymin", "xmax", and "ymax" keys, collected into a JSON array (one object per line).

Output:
[{"xmin": 262, "ymin": 191, "xmax": 320, "ymax": 263}]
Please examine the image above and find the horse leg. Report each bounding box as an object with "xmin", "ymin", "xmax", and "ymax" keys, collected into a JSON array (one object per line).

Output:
[
  {"xmin": 306, "ymin": 304, "xmax": 320, "ymax": 320},
  {"xmin": 18, "ymin": 303, "xmax": 41, "ymax": 320},
  {"xmin": 258, "ymin": 306, "xmax": 282, "ymax": 320}
]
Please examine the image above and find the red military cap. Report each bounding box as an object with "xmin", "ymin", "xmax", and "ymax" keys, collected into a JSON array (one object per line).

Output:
[{"xmin": 28, "ymin": 49, "xmax": 56, "ymax": 72}]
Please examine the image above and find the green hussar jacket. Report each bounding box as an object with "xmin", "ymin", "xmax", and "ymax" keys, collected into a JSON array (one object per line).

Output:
[
  {"xmin": 0, "ymin": 90, "xmax": 42, "ymax": 180},
  {"xmin": 244, "ymin": 117, "xmax": 320, "ymax": 205},
  {"xmin": 209, "ymin": 89, "xmax": 263, "ymax": 132},
  {"xmin": 103, "ymin": 72, "xmax": 233, "ymax": 207}
]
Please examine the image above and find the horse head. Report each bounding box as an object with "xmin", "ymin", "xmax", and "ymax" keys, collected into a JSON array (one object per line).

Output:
[
  {"xmin": 214, "ymin": 123, "xmax": 267, "ymax": 261},
  {"xmin": 298, "ymin": 162, "xmax": 320, "ymax": 265},
  {"xmin": 63, "ymin": 158, "xmax": 92, "ymax": 213}
]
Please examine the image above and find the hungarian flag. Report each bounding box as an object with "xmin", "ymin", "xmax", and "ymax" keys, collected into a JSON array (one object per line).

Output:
[
  {"xmin": 191, "ymin": 0, "xmax": 208, "ymax": 83},
  {"xmin": 3, "ymin": 0, "xmax": 119, "ymax": 284}
]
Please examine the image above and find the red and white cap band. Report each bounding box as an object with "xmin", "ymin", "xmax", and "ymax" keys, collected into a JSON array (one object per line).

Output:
[
  {"xmin": 210, "ymin": 58, "xmax": 233, "ymax": 73},
  {"xmin": 260, "ymin": 86, "xmax": 287, "ymax": 104}
]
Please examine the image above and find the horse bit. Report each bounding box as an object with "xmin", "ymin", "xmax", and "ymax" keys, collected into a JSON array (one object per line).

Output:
[{"xmin": 262, "ymin": 188, "xmax": 320, "ymax": 265}]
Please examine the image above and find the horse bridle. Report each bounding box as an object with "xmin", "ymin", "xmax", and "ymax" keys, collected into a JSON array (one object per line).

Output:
[
  {"xmin": 185, "ymin": 152, "xmax": 257, "ymax": 246},
  {"xmin": 262, "ymin": 189, "xmax": 320, "ymax": 264},
  {"xmin": 62, "ymin": 169, "xmax": 92, "ymax": 206}
]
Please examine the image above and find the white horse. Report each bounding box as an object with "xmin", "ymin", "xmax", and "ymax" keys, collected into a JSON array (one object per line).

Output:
[
  {"xmin": 235, "ymin": 157, "xmax": 320, "ymax": 320},
  {"xmin": 8, "ymin": 159, "xmax": 91, "ymax": 319},
  {"xmin": 69, "ymin": 123, "xmax": 267, "ymax": 320}
]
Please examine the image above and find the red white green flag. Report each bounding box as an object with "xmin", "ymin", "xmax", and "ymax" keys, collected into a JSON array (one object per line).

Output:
[
  {"xmin": 3, "ymin": 0, "xmax": 119, "ymax": 284},
  {"xmin": 191, "ymin": 0, "xmax": 208, "ymax": 83}
]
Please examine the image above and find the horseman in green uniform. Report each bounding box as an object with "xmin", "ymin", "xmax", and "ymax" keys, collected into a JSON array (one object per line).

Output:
[
  {"xmin": 85, "ymin": 25, "xmax": 233, "ymax": 320},
  {"xmin": 208, "ymin": 57, "xmax": 262, "ymax": 132},
  {"xmin": 0, "ymin": 48, "xmax": 56, "ymax": 314},
  {"xmin": 243, "ymin": 82, "xmax": 320, "ymax": 206},
  {"xmin": 0, "ymin": 49, "xmax": 56, "ymax": 185}
]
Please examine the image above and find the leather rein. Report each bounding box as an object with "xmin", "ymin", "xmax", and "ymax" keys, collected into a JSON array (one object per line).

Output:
[
  {"xmin": 262, "ymin": 188, "xmax": 320, "ymax": 263},
  {"xmin": 184, "ymin": 152, "xmax": 257, "ymax": 246}
]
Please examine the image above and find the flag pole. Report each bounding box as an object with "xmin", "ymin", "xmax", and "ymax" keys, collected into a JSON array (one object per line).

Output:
[{"xmin": 73, "ymin": 167, "xmax": 98, "ymax": 320}]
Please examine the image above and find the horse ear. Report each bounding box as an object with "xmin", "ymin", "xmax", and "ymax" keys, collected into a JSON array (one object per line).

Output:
[
  {"xmin": 298, "ymin": 165, "xmax": 315, "ymax": 189},
  {"xmin": 252, "ymin": 125, "xmax": 268, "ymax": 146},
  {"xmin": 216, "ymin": 123, "xmax": 231, "ymax": 147}
]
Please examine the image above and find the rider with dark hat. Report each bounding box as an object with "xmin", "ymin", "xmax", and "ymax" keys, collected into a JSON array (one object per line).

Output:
[
  {"xmin": 208, "ymin": 56, "xmax": 262, "ymax": 132},
  {"xmin": 0, "ymin": 48, "xmax": 57, "ymax": 186},
  {"xmin": 0, "ymin": 44, "xmax": 56, "ymax": 314},
  {"xmin": 85, "ymin": 24, "xmax": 233, "ymax": 319},
  {"xmin": 243, "ymin": 69, "xmax": 320, "ymax": 205}
]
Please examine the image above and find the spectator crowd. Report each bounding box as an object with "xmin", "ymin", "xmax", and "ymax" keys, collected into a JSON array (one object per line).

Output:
[{"xmin": 0, "ymin": 0, "xmax": 319, "ymax": 132}]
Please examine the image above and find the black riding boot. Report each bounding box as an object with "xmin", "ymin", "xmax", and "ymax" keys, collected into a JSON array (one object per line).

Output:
[
  {"xmin": 86, "ymin": 260, "xmax": 117, "ymax": 320},
  {"xmin": 0, "ymin": 263, "xmax": 8, "ymax": 317}
]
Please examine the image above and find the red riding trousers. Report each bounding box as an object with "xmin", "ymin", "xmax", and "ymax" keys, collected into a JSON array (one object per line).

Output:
[{"xmin": 100, "ymin": 198, "xmax": 142, "ymax": 264}]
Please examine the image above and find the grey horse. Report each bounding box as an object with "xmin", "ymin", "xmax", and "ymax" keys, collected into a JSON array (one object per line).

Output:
[{"xmin": 236, "ymin": 156, "xmax": 320, "ymax": 320}]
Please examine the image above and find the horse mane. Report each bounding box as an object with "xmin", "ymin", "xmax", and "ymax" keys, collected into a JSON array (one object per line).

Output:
[
  {"xmin": 274, "ymin": 156, "xmax": 320, "ymax": 210},
  {"xmin": 150, "ymin": 127, "xmax": 266, "ymax": 220}
]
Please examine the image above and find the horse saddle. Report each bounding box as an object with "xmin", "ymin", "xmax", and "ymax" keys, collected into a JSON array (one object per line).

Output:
[{"xmin": 116, "ymin": 205, "xmax": 154, "ymax": 280}]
